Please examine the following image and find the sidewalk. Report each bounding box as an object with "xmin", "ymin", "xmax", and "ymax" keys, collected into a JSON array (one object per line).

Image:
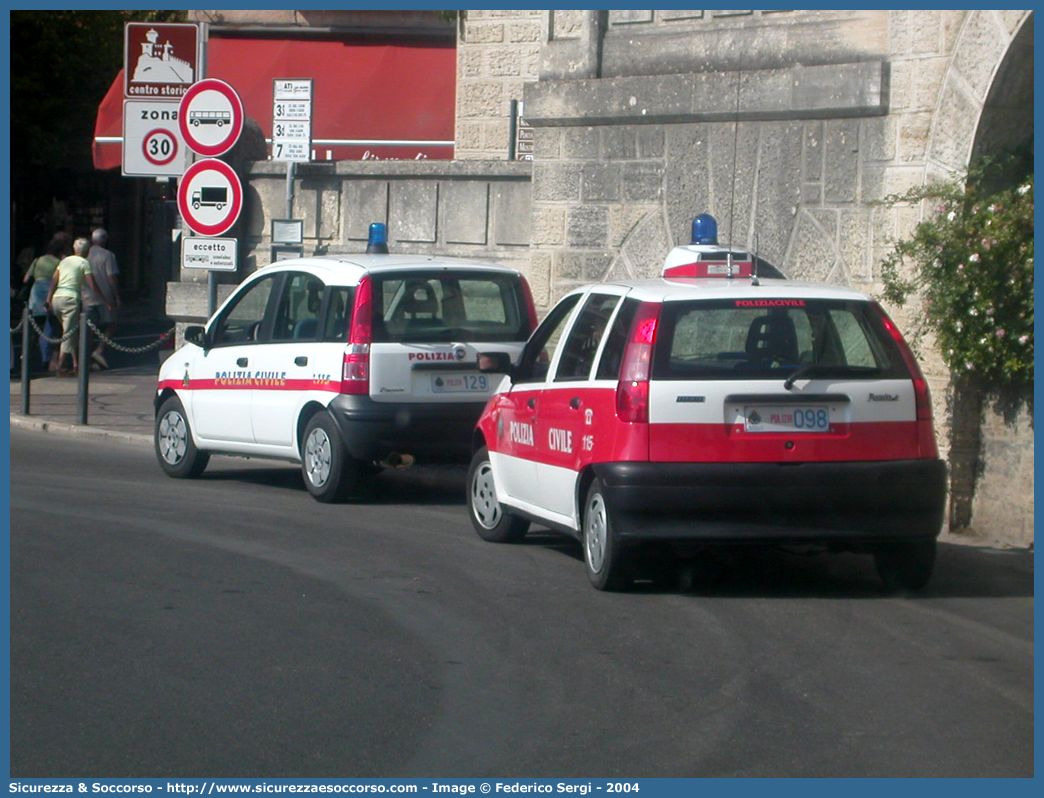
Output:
[
  {"xmin": 9, "ymin": 364, "xmax": 158, "ymax": 445},
  {"xmin": 9, "ymin": 296, "xmax": 173, "ymax": 445}
]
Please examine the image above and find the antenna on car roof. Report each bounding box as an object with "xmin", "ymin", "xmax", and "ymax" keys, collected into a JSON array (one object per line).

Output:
[
  {"xmin": 726, "ymin": 51, "xmax": 744, "ymax": 281},
  {"xmin": 751, "ymin": 233, "xmax": 761, "ymax": 286}
]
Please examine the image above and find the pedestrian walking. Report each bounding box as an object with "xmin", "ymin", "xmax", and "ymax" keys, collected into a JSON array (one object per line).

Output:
[
  {"xmin": 46, "ymin": 237, "xmax": 107, "ymax": 376},
  {"xmin": 23, "ymin": 233, "xmax": 71, "ymax": 371},
  {"xmin": 83, "ymin": 228, "xmax": 121, "ymax": 369}
]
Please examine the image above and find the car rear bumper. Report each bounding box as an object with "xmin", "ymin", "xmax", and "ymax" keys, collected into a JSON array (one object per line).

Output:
[
  {"xmin": 592, "ymin": 459, "xmax": 947, "ymax": 545},
  {"xmin": 327, "ymin": 394, "xmax": 486, "ymax": 464}
]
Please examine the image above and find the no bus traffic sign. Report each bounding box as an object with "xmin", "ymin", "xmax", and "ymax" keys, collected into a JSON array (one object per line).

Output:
[
  {"xmin": 178, "ymin": 78, "xmax": 244, "ymax": 157},
  {"xmin": 178, "ymin": 159, "xmax": 243, "ymax": 237}
]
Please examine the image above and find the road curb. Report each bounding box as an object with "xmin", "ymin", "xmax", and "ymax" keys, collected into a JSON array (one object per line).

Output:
[{"xmin": 10, "ymin": 414, "xmax": 153, "ymax": 447}]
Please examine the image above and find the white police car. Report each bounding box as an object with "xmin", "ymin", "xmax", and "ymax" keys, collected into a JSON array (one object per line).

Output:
[
  {"xmin": 155, "ymin": 225, "xmax": 537, "ymax": 502},
  {"xmin": 467, "ymin": 214, "xmax": 947, "ymax": 591}
]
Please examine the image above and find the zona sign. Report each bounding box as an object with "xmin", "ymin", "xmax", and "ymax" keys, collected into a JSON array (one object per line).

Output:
[
  {"xmin": 178, "ymin": 159, "xmax": 243, "ymax": 237},
  {"xmin": 178, "ymin": 78, "xmax": 244, "ymax": 157}
]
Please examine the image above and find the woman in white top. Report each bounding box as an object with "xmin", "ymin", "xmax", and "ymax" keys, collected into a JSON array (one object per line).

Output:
[{"xmin": 46, "ymin": 237, "xmax": 107, "ymax": 375}]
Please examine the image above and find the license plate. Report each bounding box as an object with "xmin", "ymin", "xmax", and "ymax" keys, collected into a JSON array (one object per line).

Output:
[
  {"xmin": 431, "ymin": 373, "xmax": 489, "ymax": 393},
  {"xmin": 744, "ymin": 405, "xmax": 830, "ymax": 433}
]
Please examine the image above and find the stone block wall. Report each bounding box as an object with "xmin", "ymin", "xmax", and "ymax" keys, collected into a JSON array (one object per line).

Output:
[
  {"xmin": 522, "ymin": 59, "xmax": 894, "ymax": 306},
  {"xmin": 166, "ymin": 159, "xmax": 534, "ymax": 322},
  {"xmin": 973, "ymin": 407, "xmax": 1035, "ymax": 547},
  {"xmin": 455, "ymin": 10, "xmax": 544, "ymax": 160}
]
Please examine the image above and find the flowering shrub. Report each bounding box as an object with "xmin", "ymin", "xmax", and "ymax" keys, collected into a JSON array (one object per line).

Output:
[{"xmin": 880, "ymin": 171, "xmax": 1034, "ymax": 403}]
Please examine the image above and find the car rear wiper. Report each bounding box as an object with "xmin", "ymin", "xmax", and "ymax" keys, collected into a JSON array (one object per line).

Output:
[{"xmin": 783, "ymin": 364, "xmax": 879, "ymax": 390}]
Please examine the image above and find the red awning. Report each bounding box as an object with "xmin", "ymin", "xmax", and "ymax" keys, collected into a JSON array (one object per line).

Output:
[
  {"xmin": 93, "ymin": 72, "xmax": 127, "ymax": 170},
  {"xmin": 93, "ymin": 35, "xmax": 456, "ymax": 170}
]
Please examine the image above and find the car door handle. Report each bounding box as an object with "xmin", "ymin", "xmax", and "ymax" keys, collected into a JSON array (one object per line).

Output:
[
  {"xmin": 295, "ymin": 356, "xmax": 308, "ymax": 367},
  {"xmin": 237, "ymin": 357, "xmax": 248, "ymax": 368},
  {"xmin": 569, "ymin": 397, "xmax": 582, "ymax": 410},
  {"xmin": 528, "ymin": 397, "xmax": 536, "ymax": 409}
]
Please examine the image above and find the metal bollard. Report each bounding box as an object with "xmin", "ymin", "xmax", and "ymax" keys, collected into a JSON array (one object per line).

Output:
[
  {"xmin": 76, "ymin": 311, "xmax": 90, "ymax": 425},
  {"xmin": 20, "ymin": 306, "xmax": 30, "ymax": 414}
]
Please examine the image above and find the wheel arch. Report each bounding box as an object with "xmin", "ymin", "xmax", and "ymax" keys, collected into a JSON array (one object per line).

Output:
[
  {"xmin": 296, "ymin": 400, "xmax": 329, "ymax": 454},
  {"xmin": 575, "ymin": 466, "xmax": 598, "ymax": 527},
  {"xmin": 155, "ymin": 386, "xmax": 180, "ymax": 417}
]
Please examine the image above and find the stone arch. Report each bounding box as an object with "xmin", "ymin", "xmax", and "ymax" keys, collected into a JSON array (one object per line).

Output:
[
  {"xmin": 925, "ymin": 10, "xmax": 1033, "ymax": 180},
  {"xmin": 605, "ymin": 209, "xmax": 672, "ymax": 281},
  {"xmin": 922, "ymin": 10, "xmax": 1033, "ymax": 534}
]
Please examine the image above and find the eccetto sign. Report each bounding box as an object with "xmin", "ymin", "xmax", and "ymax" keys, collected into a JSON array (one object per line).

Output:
[{"xmin": 182, "ymin": 237, "xmax": 238, "ymax": 271}]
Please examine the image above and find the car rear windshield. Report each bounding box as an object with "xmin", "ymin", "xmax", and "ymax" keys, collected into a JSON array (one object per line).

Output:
[
  {"xmin": 370, "ymin": 271, "xmax": 530, "ymax": 343},
  {"xmin": 652, "ymin": 298, "xmax": 909, "ymax": 381}
]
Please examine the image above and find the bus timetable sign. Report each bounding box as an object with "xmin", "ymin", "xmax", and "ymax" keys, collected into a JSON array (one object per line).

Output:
[{"xmin": 272, "ymin": 78, "xmax": 313, "ymax": 163}]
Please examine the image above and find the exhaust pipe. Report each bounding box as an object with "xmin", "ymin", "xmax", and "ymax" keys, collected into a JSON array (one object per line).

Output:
[{"xmin": 381, "ymin": 452, "xmax": 415, "ymax": 469}]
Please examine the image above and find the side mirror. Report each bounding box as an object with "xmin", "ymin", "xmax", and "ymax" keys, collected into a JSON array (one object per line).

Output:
[
  {"xmin": 477, "ymin": 352, "xmax": 514, "ymax": 376},
  {"xmin": 184, "ymin": 325, "xmax": 207, "ymax": 348}
]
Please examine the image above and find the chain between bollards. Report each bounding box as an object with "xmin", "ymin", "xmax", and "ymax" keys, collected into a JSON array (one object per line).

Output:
[
  {"xmin": 77, "ymin": 312, "xmax": 90, "ymax": 425},
  {"xmin": 15, "ymin": 311, "xmax": 175, "ymax": 425}
]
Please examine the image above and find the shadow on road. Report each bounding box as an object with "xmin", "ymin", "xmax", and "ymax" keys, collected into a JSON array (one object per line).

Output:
[
  {"xmin": 518, "ymin": 533, "xmax": 1033, "ymax": 600},
  {"xmin": 195, "ymin": 460, "xmax": 470, "ymax": 506},
  {"xmin": 193, "ymin": 458, "xmax": 1033, "ymax": 601}
]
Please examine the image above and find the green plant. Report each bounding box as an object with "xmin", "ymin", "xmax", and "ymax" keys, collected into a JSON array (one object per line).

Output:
[{"xmin": 879, "ymin": 167, "xmax": 1034, "ymax": 408}]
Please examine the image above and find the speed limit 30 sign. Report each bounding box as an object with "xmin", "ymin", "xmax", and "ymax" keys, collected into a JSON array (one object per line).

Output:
[{"xmin": 122, "ymin": 99, "xmax": 186, "ymax": 177}]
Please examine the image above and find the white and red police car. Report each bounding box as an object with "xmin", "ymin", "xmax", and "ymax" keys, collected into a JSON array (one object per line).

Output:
[
  {"xmin": 467, "ymin": 214, "xmax": 947, "ymax": 591},
  {"xmin": 155, "ymin": 224, "xmax": 537, "ymax": 502}
]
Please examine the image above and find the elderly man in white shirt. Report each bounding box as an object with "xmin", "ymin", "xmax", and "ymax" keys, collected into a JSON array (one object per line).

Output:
[{"xmin": 83, "ymin": 227, "xmax": 122, "ymax": 368}]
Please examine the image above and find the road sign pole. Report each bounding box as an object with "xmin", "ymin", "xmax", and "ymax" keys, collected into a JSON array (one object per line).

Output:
[
  {"xmin": 20, "ymin": 307, "xmax": 31, "ymax": 415},
  {"xmin": 200, "ymin": 22, "xmax": 211, "ymax": 319},
  {"xmin": 286, "ymin": 161, "xmax": 295, "ymax": 218},
  {"xmin": 77, "ymin": 312, "xmax": 90, "ymax": 425},
  {"xmin": 208, "ymin": 272, "xmax": 217, "ymax": 317}
]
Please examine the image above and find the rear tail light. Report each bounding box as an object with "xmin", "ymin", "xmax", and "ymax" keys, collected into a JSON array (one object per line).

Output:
[
  {"xmin": 519, "ymin": 277, "xmax": 539, "ymax": 333},
  {"xmin": 341, "ymin": 276, "xmax": 373, "ymax": 395},
  {"xmin": 876, "ymin": 304, "xmax": 939, "ymax": 458},
  {"xmin": 616, "ymin": 302, "xmax": 661, "ymax": 423}
]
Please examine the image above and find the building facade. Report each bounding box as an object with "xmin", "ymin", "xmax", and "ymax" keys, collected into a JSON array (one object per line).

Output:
[{"xmin": 168, "ymin": 10, "xmax": 1034, "ymax": 542}]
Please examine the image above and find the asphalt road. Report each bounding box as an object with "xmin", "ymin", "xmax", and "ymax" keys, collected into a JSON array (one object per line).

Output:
[{"xmin": 8, "ymin": 428, "xmax": 1034, "ymax": 778}]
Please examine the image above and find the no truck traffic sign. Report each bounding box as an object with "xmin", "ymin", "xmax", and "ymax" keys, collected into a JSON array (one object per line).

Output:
[{"xmin": 178, "ymin": 158, "xmax": 243, "ymax": 237}]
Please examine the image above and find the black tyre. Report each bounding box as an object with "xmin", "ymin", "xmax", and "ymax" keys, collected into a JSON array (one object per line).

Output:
[
  {"xmin": 301, "ymin": 412, "xmax": 364, "ymax": 503},
  {"xmin": 467, "ymin": 447, "xmax": 529, "ymax": 542},
  {"xmin": 874, "ymin": 541, "xmax": 937, "ymax": 591},
  {"xmin": 155, "ymin": 395, "xmax": 209, "ymax": 478},
  {"xmin": 582, "ymin": 478, "xmax": 633, "ymax": 591}
]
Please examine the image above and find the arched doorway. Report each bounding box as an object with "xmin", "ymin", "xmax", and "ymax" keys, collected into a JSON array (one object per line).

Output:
[{"xmin": 929, "ymin": 11, "xmax": 1034, "ymax": 535}]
